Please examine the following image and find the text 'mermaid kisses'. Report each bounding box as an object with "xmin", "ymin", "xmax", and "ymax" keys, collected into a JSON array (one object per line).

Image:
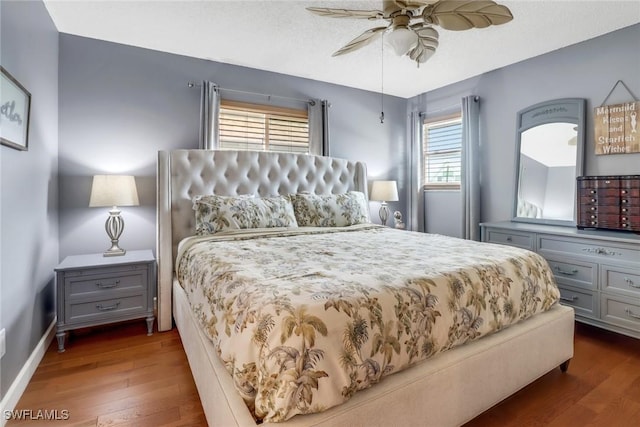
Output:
[{"xmin": 595, "ymin": 102, "xmax": 638, "ymax": 154}]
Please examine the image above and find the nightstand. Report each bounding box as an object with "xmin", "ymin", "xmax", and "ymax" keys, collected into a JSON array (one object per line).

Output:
[{"xmin": 55, "ymin": 249, "xmax": 156, "ymax": 352}]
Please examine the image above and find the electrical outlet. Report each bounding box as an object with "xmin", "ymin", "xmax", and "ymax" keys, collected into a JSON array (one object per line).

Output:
[{"xmin": 0, "ymin": 328, "xmax": 6, "ymax": 359}]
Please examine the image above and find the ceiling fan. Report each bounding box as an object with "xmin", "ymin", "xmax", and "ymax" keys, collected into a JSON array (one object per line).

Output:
[{"xmin": 307, "ymin": 0, "xmax": 513, "ymax": 65}]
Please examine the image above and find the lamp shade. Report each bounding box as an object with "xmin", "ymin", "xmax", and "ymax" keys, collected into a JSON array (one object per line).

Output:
[
  {"xmin": 370, "ymin": 180, "xmax": 399, "ymax": 202},
  {"xmin": 89, "ymin": 175, "xmax": 139, "ymax": 207},
  {"xmin": 386, "ymin": 26, "xmax": 418, "ymax": 56}
]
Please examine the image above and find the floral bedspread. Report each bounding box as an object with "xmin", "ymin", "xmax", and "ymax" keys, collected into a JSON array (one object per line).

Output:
[{"xmin": 176, "ymin": 225, "xmax": 560, "ymax": 422}]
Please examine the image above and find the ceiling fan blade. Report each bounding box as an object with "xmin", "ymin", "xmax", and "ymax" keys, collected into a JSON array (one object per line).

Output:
[
  {"xmin": 408, "ymin": 25, "xmax": 439, "ymax": 63},
  {"xmin": 422, "ymin": 0, "xmax": 513, "ymax": 31},
  {"xmin": 307, "ymin": 7, "xmax": 385, "ymax": 20},
  {"xmin": 333, "ymin": 27, "xmax": 388, "ymax": 57}
]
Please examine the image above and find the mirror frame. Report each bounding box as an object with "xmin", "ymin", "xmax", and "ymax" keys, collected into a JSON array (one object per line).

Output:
[{"xmin": 512, "ymin": 98, "xmax": 586, "ymax": 226}]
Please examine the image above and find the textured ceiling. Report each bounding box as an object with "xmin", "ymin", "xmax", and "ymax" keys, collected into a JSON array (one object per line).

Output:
[{"xmin": 43, "ymin": 0, "xmax": 640, "ymax": 98}]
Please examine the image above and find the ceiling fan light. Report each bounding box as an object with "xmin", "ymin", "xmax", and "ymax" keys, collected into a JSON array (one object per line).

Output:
[{"xmin": 386, "ymin": 26, "xmax": 418, "ymax": 56}]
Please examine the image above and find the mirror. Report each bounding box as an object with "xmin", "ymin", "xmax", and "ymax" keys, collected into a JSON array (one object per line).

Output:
[{"xmin": 513, "ymin": 98, "xmax": 586, "ymax": 226}]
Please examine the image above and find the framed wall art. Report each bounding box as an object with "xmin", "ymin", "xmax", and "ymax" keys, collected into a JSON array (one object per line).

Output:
[{"xmin": 1, "ymin": 66, "xmax": 31, "ymax": 151}]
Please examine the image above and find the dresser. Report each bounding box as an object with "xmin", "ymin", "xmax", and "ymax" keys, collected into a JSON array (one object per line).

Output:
[
  {"xmin": 577, "ymin": 175, "xmax": 640, "ymax": 232},
  {"xmin": 481, "ymin": 222, "xmax": 640, "ymax": 339},
  {"xmin": 55, "ymin": 250, "xmax": 156, "ymax": 352}
]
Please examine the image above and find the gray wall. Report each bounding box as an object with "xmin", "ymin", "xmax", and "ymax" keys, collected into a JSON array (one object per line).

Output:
[
  {"xmin": 0, "ymin": 0, "xmax": 59, "ymax": 398},
  {"xmin": 410, "ymin": 24, "xmax": 640, "ymax": 228},
  {"xmin": 58, "ymin": 35, "xmax": 407, "ymax": 259}
]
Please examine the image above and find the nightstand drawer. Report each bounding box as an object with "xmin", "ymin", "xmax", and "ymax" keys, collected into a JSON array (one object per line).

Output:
[
  {"xmin": 600, "ymin": 295, "xmax": 640, "ymax": 332},
  {"xmin": 66, "ymin": 271, "xmax": 146, "ymax": 299},
  {"xmin": 485, "ymin": 230, "xmax": 534, "ymax": 250},
  {"xmin": 66, "ymin": 294, "xmax": 146, "ymax": 324},
  {"xmin": 601, "ymin": 265, "xmax": 640, "ymax": 298},
  {"xmin": 545, "ymin": 257, "xmax": 597, "ymax": 290},
  {"xmin": 557, "ymin": 285, "xmax": 598, "ymax": 318}
]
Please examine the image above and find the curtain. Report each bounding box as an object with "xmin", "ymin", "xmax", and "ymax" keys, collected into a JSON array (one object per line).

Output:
[
  {"xmin": 461, "ymin": 95, "xmax": 481, "ymax": 240},
  {"xmin": 199, "ymin": 81, "xmax": 220, "ymax": 150},
  {"xmin": 409, "ymin": 111, "xmax": 425, "ymax": 232},
  {"xmin": 308, "ymin": 100, "xmax": 330, "ymax": 156}
]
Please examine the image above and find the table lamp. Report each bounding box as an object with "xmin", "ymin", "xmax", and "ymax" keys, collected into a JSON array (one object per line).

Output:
[
  {"xmin": 89, "ymin": 175, "xmax": 139, "ymax": 256},
  {"xmin": 370, "ymin": 180, "xmax": 399, "ymax": 226}
]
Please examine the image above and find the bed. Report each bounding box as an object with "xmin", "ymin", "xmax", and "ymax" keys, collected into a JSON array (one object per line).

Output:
[{"xmin": 157, "ymin": 149, "xmax": 574, "ymax": 426}]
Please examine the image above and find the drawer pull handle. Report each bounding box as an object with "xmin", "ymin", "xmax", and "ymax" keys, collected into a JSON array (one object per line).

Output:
[
  {"xmin": 625, "ymin": 277, "xmax": 639, "ymax": 288},
  {"xmin": 96, "ymin": 280, "xmax": 120, "ymax": 289},
  {"xmin": 581, "ymin": 247, "xmax": 621, "ymax": 256},
  {"xmin": 624, "ymin": 308, "xmax": 640, "ymax": 320},
  {"xmin": 560, "ymin": 296, "xmax": 578, "ymax": 302},
  {"xmin": 555, "ymin": 267, "xmax": 578, "ymax": 276},
  {"xmin": 96, "ymin": 302, "xmax": 120, "ymax": 311},
  {"xmin": 590, "ymin": 190, "xmax": 596, "ymax": 194},
  {"xmin": 506, "ymin": 236, "xmax": 513, "ymax": 242}
]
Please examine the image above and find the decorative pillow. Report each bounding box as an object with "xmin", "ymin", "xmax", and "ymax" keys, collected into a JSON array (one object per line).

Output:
[
  {"xmin": 291, "ymin": 191, "xmax": 370, "ymax": 227},
  {"xmin": 193, "ymin": 194, "xmax": 298, "ymax": 235}
]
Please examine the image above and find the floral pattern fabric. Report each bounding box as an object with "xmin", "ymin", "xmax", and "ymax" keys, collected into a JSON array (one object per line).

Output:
[
  {"xmin": 193, "ymin": 194, "xmax": 297, "ymax": 235},
  {"xmin": 176, "ymin": 225, "xmax": 560, "ymax": 423},
  {"xmin": 291, "ymin": 191, "xmax": 370, "ymax": 227}
]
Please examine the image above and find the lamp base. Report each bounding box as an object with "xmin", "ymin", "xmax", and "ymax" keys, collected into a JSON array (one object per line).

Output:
[
  {"xmin": 103, "ymin": 246, "xmax": 126, "ymax": 257},
  {"xmin": 103, "ymin": 207, "xmax": 126, "ymax": 257},
  {"xmin": 379, "ymin": 202, "xmax": 390, "ymax": 227}
]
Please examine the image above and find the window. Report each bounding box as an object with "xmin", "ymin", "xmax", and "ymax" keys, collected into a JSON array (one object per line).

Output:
[
  {"xmin": 423, "ymin": 114, "xmax": 462, "ymax": 189},
  {"xmin": 219, "ymin": 100, "xmax": 309, "ymax": 153}
]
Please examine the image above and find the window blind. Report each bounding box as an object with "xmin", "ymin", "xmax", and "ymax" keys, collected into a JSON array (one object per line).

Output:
[
  {"xmin": 219, "ymin": 101, "xmax": 309, "ymax": 154},
  {"xmin": 423, "ymin": 116, "xmax": 462, "ymax": 188}
]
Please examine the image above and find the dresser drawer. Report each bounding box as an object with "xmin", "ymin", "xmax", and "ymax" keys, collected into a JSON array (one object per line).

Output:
[
  {"xmin": 66, "ymin": 294, "xmax": 147, "ymax": 324},
  {"xmin": 538, "ymin": 235, "xmax": 640, "ymax": 264},
  {"xmin": 545, "ymin": 257, "xmax": 597, "ymax": 290},
  {"xmin": 581, "ymin": 205, "xmax": 620, "ymax": 215},
  {"xmin": 579, "ymin": 196, "xmax": 620, "ymax": 206},
  {"xmin": 579, "ymin": 215, "xmax": 620, "ymax": 229},
  {"xmin": 65, "ymin": 270, "xmax": 147, "ymax": 300},
  {"xmin": 601, "ymin": 265, "xmax": 640, "ymax": 298},
  {"xmin": 600, "ymin": 295, "xmax": 640, "ymax": 332},
  {"xmin": 578, "ymin": 177, "xmax": 620, "ymax": 189},
  {"xmin": 558, "ymin": 285, "xmax": 598, "ymax": 318},
  {"xmin": 485, "ymin": 229, "xmax": 534, "ymax": 250}
]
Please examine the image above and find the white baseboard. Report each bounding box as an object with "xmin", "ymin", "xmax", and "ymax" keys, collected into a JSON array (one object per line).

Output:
[{"xmin": 0, "ymin": 319, "xmax": 56, "ymax": 427}]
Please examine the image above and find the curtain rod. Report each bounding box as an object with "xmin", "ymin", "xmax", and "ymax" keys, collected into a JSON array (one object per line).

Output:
[{"xmin": 187, "ymin": 82, "xmax": 315, "ymax": 106}]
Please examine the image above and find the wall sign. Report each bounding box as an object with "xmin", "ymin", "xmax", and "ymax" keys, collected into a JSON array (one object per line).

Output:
[
  {"xmin": 594, "ymin": 101, "xmax": 638, "ymax": 155},
  {"xmin": 0, "ymin": 67, "xmax": 31, "ymax": 151}
]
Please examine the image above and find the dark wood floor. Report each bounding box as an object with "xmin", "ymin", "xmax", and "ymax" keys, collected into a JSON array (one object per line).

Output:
[{"xmin": 8, "ymin": 320, "xmax": 640, "ymax": 426}]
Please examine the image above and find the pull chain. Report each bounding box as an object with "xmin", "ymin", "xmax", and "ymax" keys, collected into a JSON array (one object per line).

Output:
[{"xmin": 380, "ymin": 35, "xmax": 385, "ymax": 124}]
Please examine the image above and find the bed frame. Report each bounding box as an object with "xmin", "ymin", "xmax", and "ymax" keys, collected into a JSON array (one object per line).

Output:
[{"xmin": 157, "ymin": 149, "xmax": 574, "ymax": 426}]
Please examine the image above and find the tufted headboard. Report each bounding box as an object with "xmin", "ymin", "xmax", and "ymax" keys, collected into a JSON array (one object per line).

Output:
[{"xmin": 156, "ymin": 150, "xmax": 368, "ymax": 331}]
